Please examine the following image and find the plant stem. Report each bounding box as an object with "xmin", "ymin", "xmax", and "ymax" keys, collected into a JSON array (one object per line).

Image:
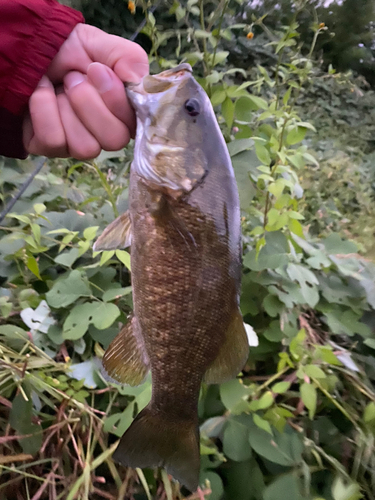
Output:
[
  {"xmin": 211, "ymin": 0, "xmax": 229, "ymax": 69},
  {"xmin": 199, "ymin": 0, "xmax": 209, "ymax": 77}
]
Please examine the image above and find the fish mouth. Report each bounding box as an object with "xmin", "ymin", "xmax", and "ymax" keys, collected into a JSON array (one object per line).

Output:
[{"xmin": 126, "ymin": 63, "xmax": 193, "ymax": 107}]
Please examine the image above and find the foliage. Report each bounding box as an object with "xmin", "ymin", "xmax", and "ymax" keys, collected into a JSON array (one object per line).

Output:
[
  {"xmin": 1, "ymin": 1, "xmax": 375, "ymax": 500},
  {"xmin": 237, "ymin": 0, "xmax": 375, "ymax": 87}
]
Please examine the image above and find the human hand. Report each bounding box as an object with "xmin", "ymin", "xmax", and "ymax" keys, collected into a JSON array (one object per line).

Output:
[{"xmin": 23, "ymin": 24, "xmax": 149, "ymax": 159}]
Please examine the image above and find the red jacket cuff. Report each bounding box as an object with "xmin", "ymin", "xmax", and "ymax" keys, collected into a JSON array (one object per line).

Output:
[
  {"xmin": 0, "ymin": 0, "xmax": 84, "ymax": 158},
  {"xmin": 3, "ymin": 3, "xmax": 84, "ymax": 116}
]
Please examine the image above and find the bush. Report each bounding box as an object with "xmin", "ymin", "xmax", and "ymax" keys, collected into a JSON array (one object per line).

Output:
[{"xmin": 1, "ymin": 2, "xmax": 375, "ymax": 499}]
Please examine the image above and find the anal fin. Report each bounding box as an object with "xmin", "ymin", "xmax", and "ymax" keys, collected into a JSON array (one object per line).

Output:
[
  {"xmin": 204, "ymin": 308, "xmax": 249, "ymax": 385},
  {"xmin": 93, "ymin": 210, "xmax": 132, "ymax": 251},
  {"xmin": 102, "ymin": 316, "xmax": 149, "ymax": 386}
]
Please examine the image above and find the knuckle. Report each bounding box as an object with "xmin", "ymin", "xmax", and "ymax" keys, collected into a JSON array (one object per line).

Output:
[
  {"xmin": 43, "ymin": 131, "xmax": 66, "ymax": 151},
  {"xmin": 100, "ymin": 127, "xmax": 129, "ymax": 151},
  {"xmin": 69, "ymin": 141, "xmax": 101, "ymax": 160}
]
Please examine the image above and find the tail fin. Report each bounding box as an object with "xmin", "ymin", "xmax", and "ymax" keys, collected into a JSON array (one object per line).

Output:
[{"xmin": 112, "ymin": 405, "xmax": 200, "ymax": 492}]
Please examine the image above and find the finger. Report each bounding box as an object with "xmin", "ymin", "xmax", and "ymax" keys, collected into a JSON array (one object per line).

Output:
[
  {"xmin": 47, "ymin": 24, "xmax": 93, "ymax": 82},
  {"xmin": 64, "ymin": 71, "xmax": 131, "ymax": 151},
  {"xmin": 87, "ymin": 62, "xmax": 136, "ymax": 135},
  {"xmin": 57, "ymin": 92, "xmax": 101, "ymax": 160},
  {"xmin": 75, "ymin": 24, "xmax": 149, "ymax": 82},
  {"xmin": 24, "ymin": 76, "xmax": 68, "ymax": 157}
]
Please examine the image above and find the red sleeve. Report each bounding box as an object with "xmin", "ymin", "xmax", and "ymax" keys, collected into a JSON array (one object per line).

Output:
[{"xmin": 0, "ymin": 0, "xmax": 84, "ymax": 158}]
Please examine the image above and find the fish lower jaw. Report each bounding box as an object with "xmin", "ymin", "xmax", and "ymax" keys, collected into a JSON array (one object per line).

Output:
[{"xmin": 145, "ymin": 140, "xmax": 185, "ymax": 155}]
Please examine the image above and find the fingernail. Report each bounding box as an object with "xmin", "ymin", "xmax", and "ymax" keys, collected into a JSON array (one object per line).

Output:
[
  {"xmin": 88, "ymin": 62, "xmax": 113, "ymax": 93},
  {"xmin": 38, "ymin": 75, "xmax": 52, "ymax": 88},
  {"xmin": 117, "ymin": 61, "xmax": 149, "ymax": 83},
  {"xmin": 65, "ymin": 72, "xmax": 85, "ymax": 90}
]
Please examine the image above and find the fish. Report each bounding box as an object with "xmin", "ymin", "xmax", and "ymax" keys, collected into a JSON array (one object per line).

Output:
[{"xmin": 93, "ymin": 63, "xmax": 249, "ymax": 492}]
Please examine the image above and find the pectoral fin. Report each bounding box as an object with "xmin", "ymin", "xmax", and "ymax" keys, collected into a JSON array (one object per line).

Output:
[
  {"xmin": 204, "ymin": 308, "xmax": 249, "ymax": 385},
  {"xmin": 93, "ymin": 211, "xmax": 132, "ymax": 251},
  {"xmin": 102, "ymin": 316, "xmax": 149, "ymax": 386}
]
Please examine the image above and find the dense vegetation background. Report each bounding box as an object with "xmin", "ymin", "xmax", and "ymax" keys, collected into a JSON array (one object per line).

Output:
[{"xmin": 1, "ymin": 1, "xmax": 375, "ymax": 499}]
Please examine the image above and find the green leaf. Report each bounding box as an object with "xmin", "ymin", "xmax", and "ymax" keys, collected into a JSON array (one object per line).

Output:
[
  {"xmin": 304, "ymin": 365, "xmax": 326, "ymax": 379},
  {"xmin": 286, "ymin": 263, "xmax": 319, "ymax": 308},
  {"xmin": 325, "ymin": 309, "xmax": 370, "ymax": 337},
  {"xmin": 194, "ymin": 29, "xmax": 210, "ymax": 38},
  {"xmin": 26, "ymin": 255, "xmax": 41, "ymax": 279},
  {"xmin": 255, "ymin": 143, "xmax": 271, "ymax": 165},
  {"xmin": 30, "ymin": 223, "xmax": 41, "ymax": 245},
  {"xmin": 83, "ymin": 226, "xmax": 99, "ymax": 241},
  {"xmin": 247, "ymin": 95, "xmax": 268, "ymax": 110},
  {"xmin": 199, "ymin": 471, "xmax": 224, "ymax": 500},
  {"xmin": 253, "ymin": 414, "xmax": 272, "ymax": 434},
  {"xmin": 212, "ymin": 51, "xmax": 229, "ymax": 66},
  {"xmin": 68, "ymin": 359, "xmax": 99, "ymax": 389},
  {"xmin": 63, "ymin": 301, "xmax": 120, "ymax": 340},
  {"xmin": 227, "ymin": 138, "xmax": 254, "ymax": 157},
  {"xmin": 263, "ymin": 295, "xmax": 284, "ymax": 318},
  {"xmin": 323, "ymin": 233, "xmax": 357, "ymax": 254},
  {"xmin": 148, "ymin": 11, "xmax": 156, "ymax": 26},
  {"xmin": 102, "ymin": 286, "xmax": 132, "ymax": 302},
  {"xmin": 272, "ymin": 381, "xmax": 291, "ymax": 394},
  {"xmin": 222, "ymin": 97, "xmax": 234, "ymax": 128},
  {"xmin": 263, "ymin": 474, "xmax": 304, "ymax": 500},
  {"xmin": 211, "ymin": 90, "xmax": 227, "ymax": 106},
  {"xmin": 223, "ymin": 417, "xmax": 253, "ymax": 461},
  {"xmin": 100, "ymin": 250, "xmax": 115, "ymax": 266},
  {"xmin": 283, "ymin": 86, "xmax": 292, "ymax": 105},
  {"xmin": 331, "ymin": 477, "xmax": 362, "ymax": 500},
  {"xmin": 363, "ymin": 402, "xmax": 375, "ymax": 424},
  {"xmin": 286, "ymin": 126, "xmax": 307, "ymax": 145},
  {"xmin": 116, "ymin": 250, "xmax": 131, "ymax": 271},
  {"xmin": 231, "ymin": 150, "xmax": 258, "ymax": 209},
  {"xmin": 46, "ymin": 270, "xmax": 91, "ymax": 308},
  {"xmin": 92, "ymin": 302, "xmax": 121, "ymax": 329},
  {"xmin": 268, "ymin": 179, "xmax": 286, "ymax": 199},
  {"xmin": 104, "ymin": 379, "xmax": 152, "ymax": 436},
  {"xmin": 9, "ymin": 392, "xmax": 42, "ymax": 454},
  {"xmin": 235, "ymin": 96, "xmax": 256, "ymax": 122},
  {"xmin": 256, "ymin": 391, "xmax": 274, "ymax": 410},
  {"xmin": 300, "ymin": 382, "xmax": 317, "ymax": 419},
  {"xmin": 54, "ymin": 248, "xmax": 80, "ymax": 268},
  {"xmin": 220, "ymin": 379, "xmax": 251, "ymax": 413},
  {"xmin": 33, "ymin": 203, "xmax": 46, "ymax": 215},
  {"xmin": 248, "ymin": 424, "xmax": 303, "ymax": 466},
  {"xmin": 243, "ymin": 231, "xmax": 289, "ymax": 271}
]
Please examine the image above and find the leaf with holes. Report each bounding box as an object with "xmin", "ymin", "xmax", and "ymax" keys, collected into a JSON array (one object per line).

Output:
[
  {"xmin": 63, "ymin": 302, "xmax": 120, "ymax": 340},
  {"xmin": 46, "ymin": 270, "xmax": 91, "ymax": 308}
]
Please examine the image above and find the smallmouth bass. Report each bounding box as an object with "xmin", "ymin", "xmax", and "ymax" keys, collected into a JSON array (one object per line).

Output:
[{"xmin": 94, "ymin": 63, "xmax": 249, "ymax": 492}]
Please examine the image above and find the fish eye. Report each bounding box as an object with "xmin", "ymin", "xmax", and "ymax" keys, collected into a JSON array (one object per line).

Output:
[{"xmin": 184, "ymin": 98, "xmax": 200, "ymax": 117}]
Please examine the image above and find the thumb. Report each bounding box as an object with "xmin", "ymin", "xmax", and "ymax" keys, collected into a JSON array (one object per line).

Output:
[{"xmin": 76, "ymin": 24, "xmax": 149, "ymax": 83}]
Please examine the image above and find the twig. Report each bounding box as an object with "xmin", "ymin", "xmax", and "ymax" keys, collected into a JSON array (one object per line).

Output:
[
  {"xmin": 0, "ymin": 157, "xmax": 47, "ymax": 223},
  {"xmin": 130, "ymin": 1, "xmax": 161, "ymax": 42},
  {"xmin": 30, "ymin": 460, "xmax": 59, "ymax": 500},
  {"xmin": 186, "ymin": 487, "xmax": 212, "ymax": 500}
]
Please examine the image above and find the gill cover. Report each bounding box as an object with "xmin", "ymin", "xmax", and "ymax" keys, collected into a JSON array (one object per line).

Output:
[{"xmin": 126, "ymin": 64, "xmax": 210, "ymax": 197}]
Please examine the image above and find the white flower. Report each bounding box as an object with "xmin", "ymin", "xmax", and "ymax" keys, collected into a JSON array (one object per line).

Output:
[{"xmin": 244, "ymin": 323, "xmax": 259, "ymax": 347}]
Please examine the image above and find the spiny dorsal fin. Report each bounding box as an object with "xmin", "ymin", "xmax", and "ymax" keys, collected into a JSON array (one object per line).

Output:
[
  {"xmin": 204, "ymin": 307, "xmax": 249, "ymax": 385},
  {"xmin": 102, "ymin": 316, "xmax": 149, "ymax": 386},
  {"xmin": 93, "ymin": 211, "xmax": 132, "ymax": 251}
]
